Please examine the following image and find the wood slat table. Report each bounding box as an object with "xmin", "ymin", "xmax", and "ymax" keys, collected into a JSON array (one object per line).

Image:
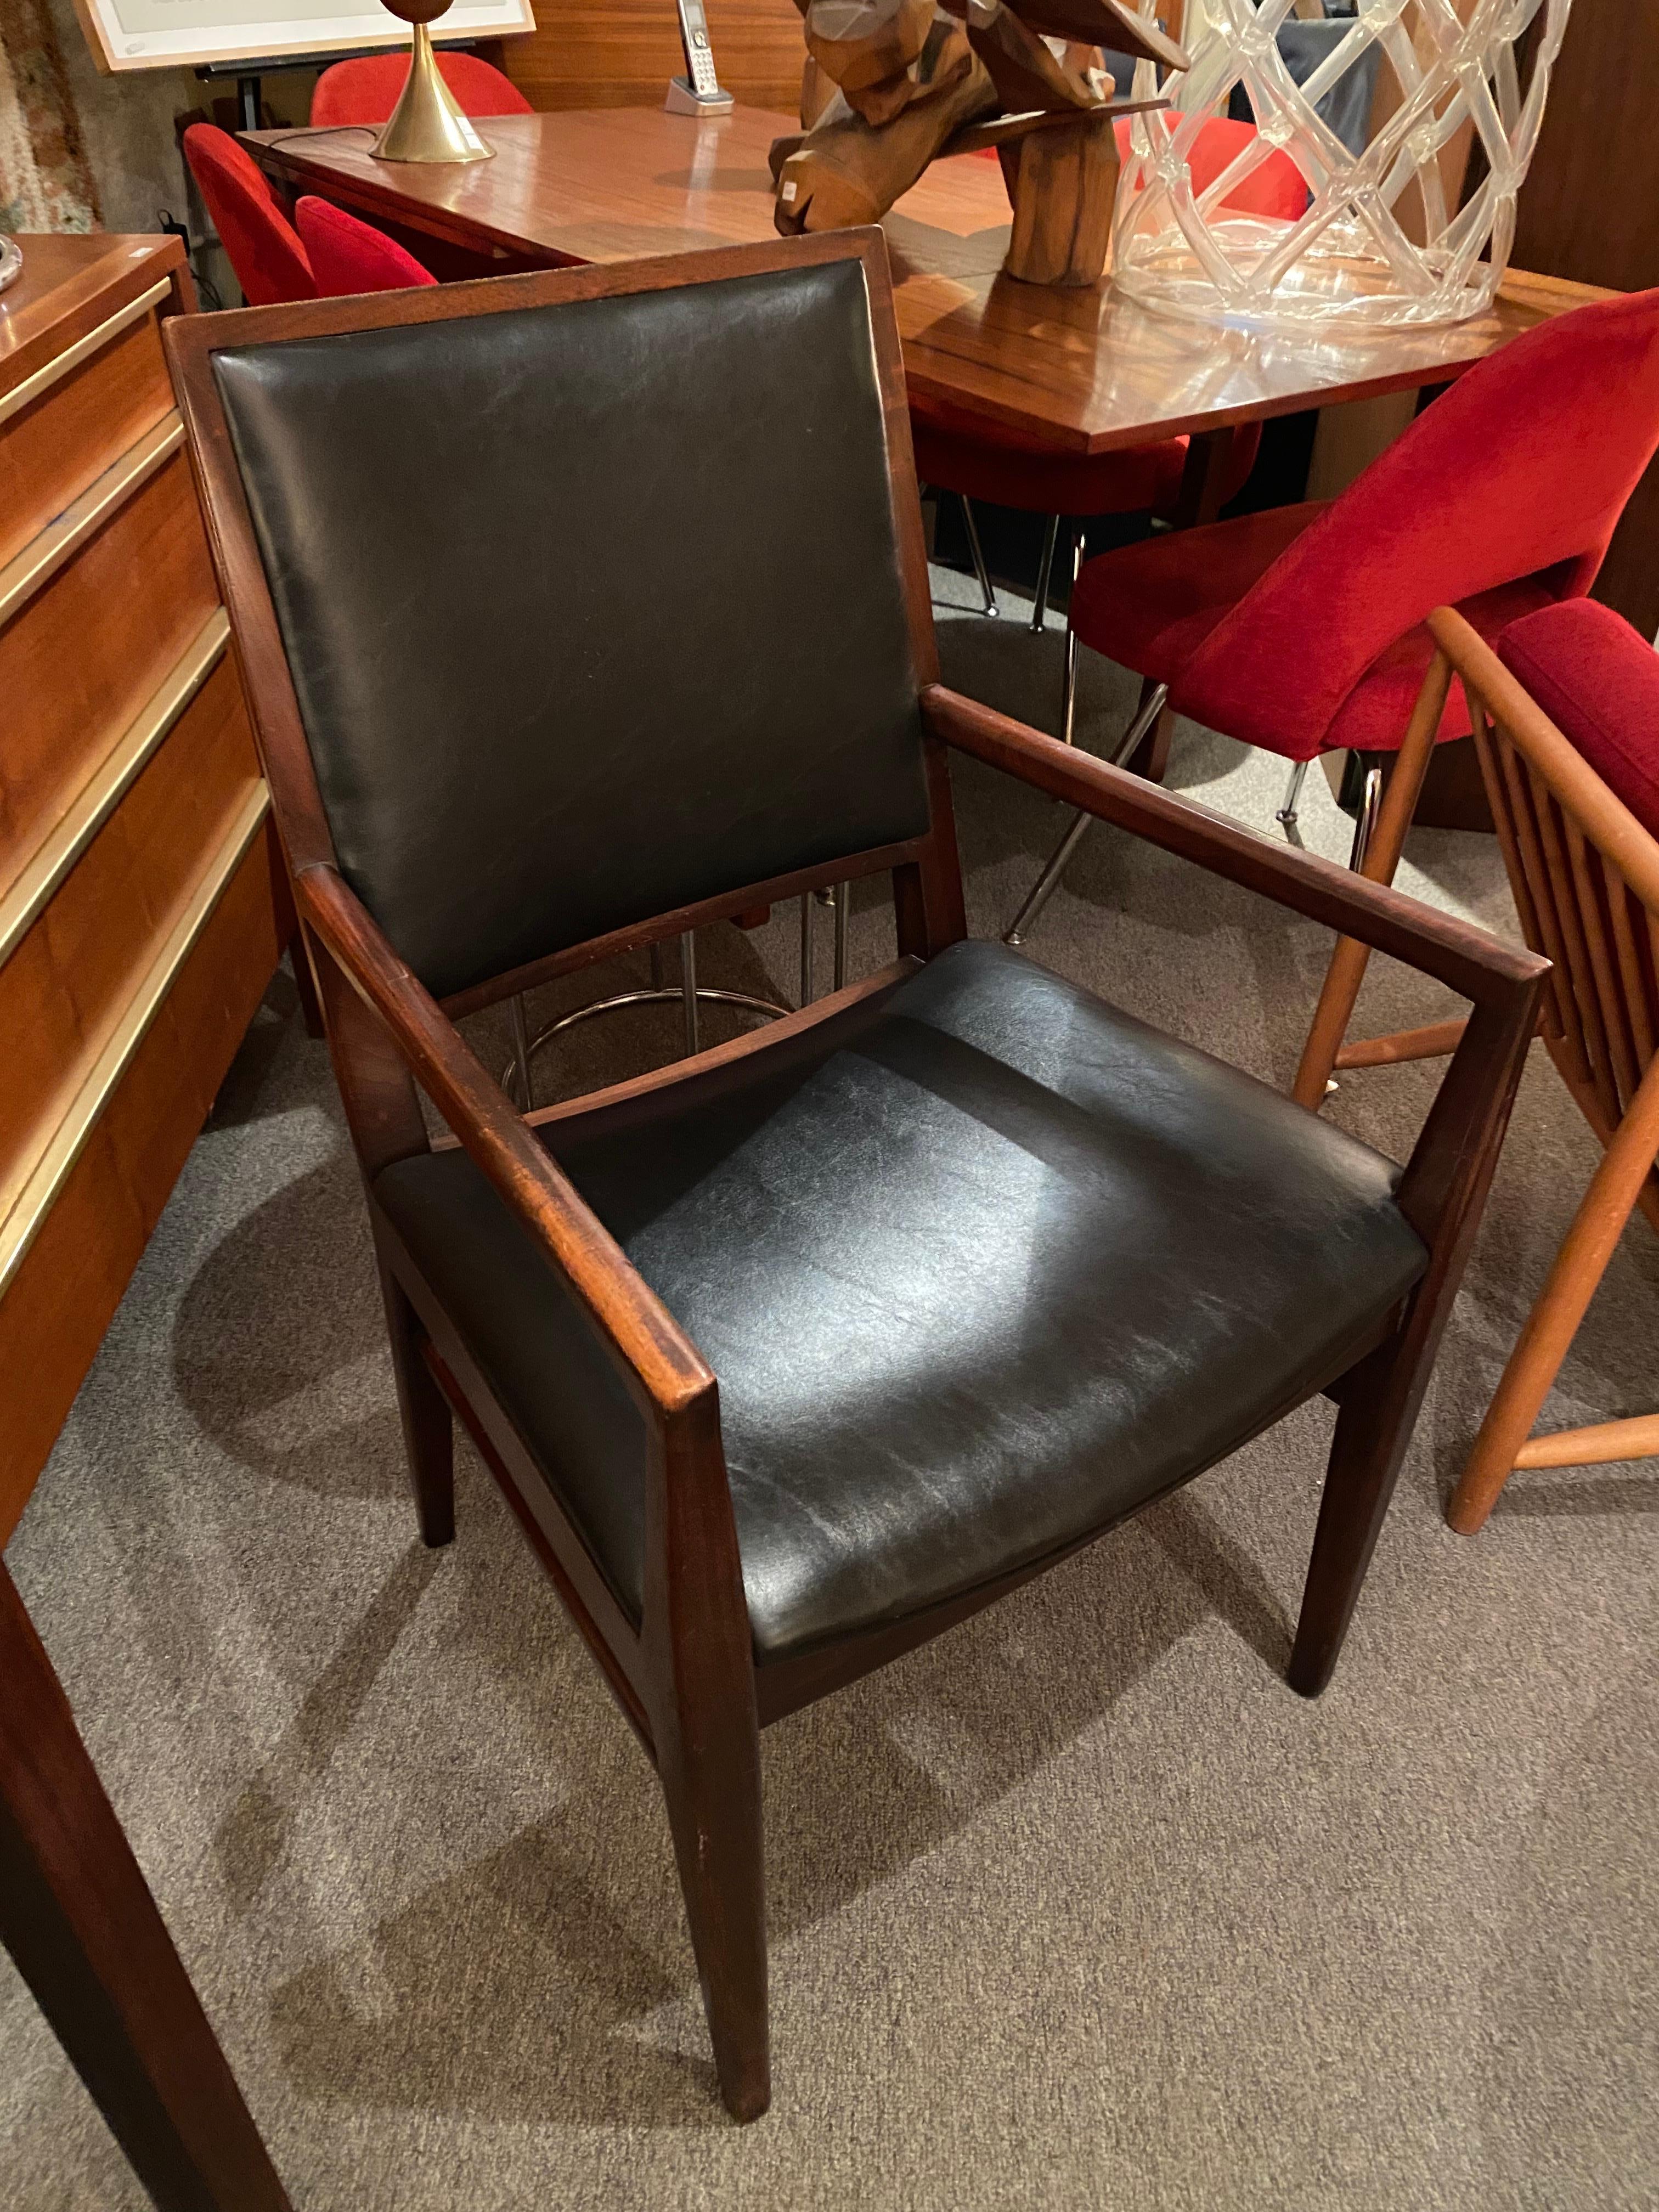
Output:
[{"xmin": 248, "ymin": 103, "xmax": 1611, "ymax": 479}]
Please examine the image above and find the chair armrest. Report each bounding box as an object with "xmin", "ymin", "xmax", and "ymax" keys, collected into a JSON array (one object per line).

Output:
[
  {"xmin": 297, "ymin": 864, "xmax": 714, "ymax": 1423},
  {"xmin": 922, "ymin": 683, "xmax": 1548, "ymax": 1009}
]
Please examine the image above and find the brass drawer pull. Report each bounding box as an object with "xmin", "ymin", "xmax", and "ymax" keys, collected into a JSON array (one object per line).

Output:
[
  {"xmin": 0, "ymin": 276, "xmax": 172, "ymax": 431},
  {"xmin": 0, "ymin": 781, "xmax": 270, "ymax": 1301},
  {"xmin": 0, "ymin": 413, "xmax": 185, "ymax": 633},
  {"xmin": 0, "ymin": 609, "xmax": 231, "ymax": 970}
]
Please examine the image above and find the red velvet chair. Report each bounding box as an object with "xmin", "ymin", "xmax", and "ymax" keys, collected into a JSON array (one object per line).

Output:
[
  {"xmin": 309, "ymin": 51, "xmax": 533, "ymax": 126},
  {"xmin": 295, "ymin": 197, "xmax": 438, "ymax": 297},
  {"xmin": 921, "ymin": 117, "xmax": 1308, "ymax": 742},
  {"xmin": 1006, "ymin": 284, "xmax": 1659, "ymax": 944},
  {"xmin": 183, "ymin": 124, "xmax": 315, "ymax": 307}
]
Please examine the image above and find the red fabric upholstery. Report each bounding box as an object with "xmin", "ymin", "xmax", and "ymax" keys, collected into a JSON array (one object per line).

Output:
[
  {"xmin": 912, "ymin": 414, "xmax": 1183, "ymax": 515},
  {"xmin": 1114, "ymin": 112, "xmax": 1307, "ymax": 221},
  {"xmin": 1072, "ymin": 286, "xmax": 1659, "ymax": 761},
  {"xmin": 183, "ymin": 125, "xmax": 314, "ymax": 307},
  {"xmin": 1072, "ymin": 503, "xmax": 1322, "ymax": 676},
  {"xmin": 911, "ymin": 414, "xmax": 1261, "ymax": 520},
  {"xmin": 974, "ymin": 115, "xmax": 1306, "ymax": 222},
  {"xmin": 1499, "ymin": 599, "xmax": 1659, "ymax": 837},
  {"xmin": 1072, "ymin": 506, "xmax": 1559, "ymax": 753},
  {"xmin": 310, "ymin": 53, "xmax": 533, "ymax": 126},
  {"xmin": 295, "ymin": 197, "xmax": 438, "ymax": 297}
]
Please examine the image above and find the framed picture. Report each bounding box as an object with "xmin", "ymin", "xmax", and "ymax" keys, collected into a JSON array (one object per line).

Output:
[{"xmin": 70, "ymin": 0, "xmax": 534, "ymax": 74}]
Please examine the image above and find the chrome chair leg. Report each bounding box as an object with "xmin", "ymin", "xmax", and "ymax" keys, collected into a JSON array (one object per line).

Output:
[
  {"xmin": 960, "ymin": 494, "xmax": 998, "ymax": 618},
  {"xmin": 833, "ymin": 882, "xmax": 849, "ymax": 991},
  {"xmin": 1031, "ymin": 514, "xmax": 1059, "ymax": 634},
  {"xmin": 1058, "ymin": 523, "xmax": 1089, "ymax": 746},
  {"xmin": 680, "ymin": 931, "xmax": 699, "ymax": 1056},
  {"xmin": 510, "ymin": 994, "xmax": 533, "ymax": 1110},
  {"xmin": 1349, "ymin": 765, "xmax": 1384, "ymax": 873},
  {"xmin": 1005, "ymin": 679, "xmax": 1169, "ymax": 946},
  {"xmin": 1277, "ymin": 760, "xmax": 1309, "ymax": 828},
  {"xmin": 1005, "ymin": 809, "xmax": 1092, "ymax": 948},
  {"xmin": 800, "ymin": 891, "xmax": 815, "ymax": 1006}
]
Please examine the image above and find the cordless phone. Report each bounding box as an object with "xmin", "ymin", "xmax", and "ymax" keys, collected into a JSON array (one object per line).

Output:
[{"xmin": 667, "ymin": 0, "xmax": 734, "ymax": 113}]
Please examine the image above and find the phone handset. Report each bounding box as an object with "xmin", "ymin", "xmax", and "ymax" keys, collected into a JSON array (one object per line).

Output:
[{"xmin": 678, "ymin": 0, "xmax": 723, "ymax": 99}]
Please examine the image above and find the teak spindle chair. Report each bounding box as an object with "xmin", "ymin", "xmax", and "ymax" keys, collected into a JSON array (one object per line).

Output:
[
  {"xmin": 1303, "ymin": 600, "xmax": 1659, "ymax": 1532},
  {"xmin": 163, "ymin": 234, "xmax": 1544, "ymax": 2120}
]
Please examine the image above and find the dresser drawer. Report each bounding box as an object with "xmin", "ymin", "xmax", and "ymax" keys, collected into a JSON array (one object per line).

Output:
[
  {"xmin": 0, "ymin": 280, "xmax": 175, "ymax": 571},
  {"xmin": 0, "ymin": 435, "xmax": 221, "ymax": 892},
  {"xmin": 0, "ymin": 642, "xmax": 261, "ymax": 1188},
  {"xmin": 0, "ymin": 817, "xmax": 283, "ymax": 1539}
]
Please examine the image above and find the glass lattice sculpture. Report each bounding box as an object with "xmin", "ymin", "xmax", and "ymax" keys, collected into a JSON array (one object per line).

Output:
[{"xmin": 1111, "ymin": 0, "xmax": 1575, "ymax": 330}]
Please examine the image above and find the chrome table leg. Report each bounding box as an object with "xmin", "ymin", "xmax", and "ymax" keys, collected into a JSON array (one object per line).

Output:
[
  {"xmin": 1031, "ymin": 514, "xmax": 1059, "ymax": 634},
  {"xmin": 961, "ymin": 494, "xmax": 998, "ymax": 618}
]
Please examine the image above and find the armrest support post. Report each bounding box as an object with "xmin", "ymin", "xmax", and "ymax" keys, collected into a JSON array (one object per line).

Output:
[
  {"xmin": 296, "ymin": 864, "xmax": 714, "ymax": 1424},
  {"xmin": 921, "ymin": 683, "xmax": 1547, "ymax": 1009}
]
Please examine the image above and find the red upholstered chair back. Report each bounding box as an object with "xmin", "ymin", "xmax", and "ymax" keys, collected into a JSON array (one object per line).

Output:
[
  {"xmin": 295, "ymin": 198, "xmax": 439, "ymax": 297},
  {"xmin": 309, "ymin": 52, "xmax": 534, "ymax": 126},
  {"xmin": 1499, "ymin": 599, "xmax": 1659, "ymax": 839},
  {"xmin": 183, "ymin": 124, "xmax": 315, "ymax": 307},
  {"xmin": 1178, "ymin": 286, "xmax": 1659, "ymax": 758}
]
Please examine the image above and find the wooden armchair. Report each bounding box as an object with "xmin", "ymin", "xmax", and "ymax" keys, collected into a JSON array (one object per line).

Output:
[
  {"xmin": 164, "ymin": 234, "xmax": 1544, "ymax": 2121},
  {"xmin": 1298, "ymin": 599, "xmax": 1659, "ymax": 1532}
]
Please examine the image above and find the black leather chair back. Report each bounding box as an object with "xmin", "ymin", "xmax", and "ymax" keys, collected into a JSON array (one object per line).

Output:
[{"xmin": 211, "ymin": 256, "xmax": 930, "ymax": 998}]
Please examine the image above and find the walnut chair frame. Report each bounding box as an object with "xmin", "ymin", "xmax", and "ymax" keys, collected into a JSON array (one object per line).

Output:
[
  {"xmin": 1298, "ymin": 605, "xmax": 1659, "ymax": 1532},
  {"xmin": 165, "ymin": 236, "xmax": 1544, "ymax": 2123}
]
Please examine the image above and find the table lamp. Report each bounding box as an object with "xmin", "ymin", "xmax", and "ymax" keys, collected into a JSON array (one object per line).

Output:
[{"xmin": 374, "ymin": 0, "xmax": 495, "ymax": 164}]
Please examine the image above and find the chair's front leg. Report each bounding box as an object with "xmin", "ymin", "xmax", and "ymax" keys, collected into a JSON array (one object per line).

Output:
[
  {"xmin": 1292, "ymin": 652, "xmax": 1453, "ymax": 1110},
  {"xmin": 644, "ymin": 1393, "xmax": 769, "ymax": 2120},
  {"xmin": 1449, "ymin": 1048, "xmax": 1659, "ymax": 1533},
  {"xmin": 1290, "ymin": 1326, "xmax": 1425, "ymax": 1695},
  {"xmin": 1292, "ymin": 975, "xmax": 1542, "ymax": 1690}
]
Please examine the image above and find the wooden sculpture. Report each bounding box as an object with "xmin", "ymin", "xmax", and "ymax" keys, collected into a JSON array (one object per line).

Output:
[{"xmin": 770, "ymin": 0, "xmax": 1189, "ymax": 286}]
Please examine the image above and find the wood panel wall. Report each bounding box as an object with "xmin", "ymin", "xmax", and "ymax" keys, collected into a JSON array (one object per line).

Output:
[
  {"xmin": 1514, "ymin": 0, "xmax": 1659, "ymax": 639},
  {"xmin": 503, "ymin": 0, "xmax": 804, "ymax": 116}
]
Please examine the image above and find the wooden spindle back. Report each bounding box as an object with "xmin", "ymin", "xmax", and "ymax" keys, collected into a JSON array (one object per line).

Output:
[{"xmin": 1440, "ymin": 604, "xmax": 1659, "ymax": 1211}]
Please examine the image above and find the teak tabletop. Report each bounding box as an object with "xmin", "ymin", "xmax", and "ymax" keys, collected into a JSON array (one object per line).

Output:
[{"xmin": 247, "ymin": 105, "xmax": 1610, "ymax": 456}]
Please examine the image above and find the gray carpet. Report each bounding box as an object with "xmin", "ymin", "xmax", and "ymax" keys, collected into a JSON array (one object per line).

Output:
[{"xmin": 4, "ymin": 571, "xmax": 1656, "ymax": 2211}]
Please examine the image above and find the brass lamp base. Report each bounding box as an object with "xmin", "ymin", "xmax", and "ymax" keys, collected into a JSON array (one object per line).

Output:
[{"xmin": 374, "ymin": 24, "xmax": 494, "ymax": 163}]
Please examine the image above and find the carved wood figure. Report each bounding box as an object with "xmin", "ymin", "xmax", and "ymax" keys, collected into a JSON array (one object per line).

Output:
[{"xmin": 771, "ymin": 0, "xmax": 1188, "ymax": 286}]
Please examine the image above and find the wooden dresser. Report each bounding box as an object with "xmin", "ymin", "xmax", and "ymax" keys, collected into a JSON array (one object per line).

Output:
[{"xmin": 0, "ymin": 234, "xmax": 287, "ymax": 1540}]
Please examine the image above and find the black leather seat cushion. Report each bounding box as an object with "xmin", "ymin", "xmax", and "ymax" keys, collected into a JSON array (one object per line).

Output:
[{"xmin": 375, "ymin": 943, "xmax": 1427, "ymax": 1663}]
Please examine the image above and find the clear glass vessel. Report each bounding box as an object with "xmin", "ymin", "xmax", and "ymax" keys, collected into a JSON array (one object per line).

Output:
[{"xmin": 1111, "ymin": 0, "xmax": 1575, "ymax": 332}]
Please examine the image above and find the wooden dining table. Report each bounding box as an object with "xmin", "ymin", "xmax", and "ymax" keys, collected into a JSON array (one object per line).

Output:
[{"xmin": 247, "ymin": 102, "xmax": 1609, "ymax": 519}]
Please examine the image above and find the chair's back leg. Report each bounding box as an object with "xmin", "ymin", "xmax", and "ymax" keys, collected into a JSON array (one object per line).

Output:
[
  {"xmin": 375, "ymin": 1249, "xmax": 455, "ymax": 1549},
  {"xmin": 1448, "ymin": 1049, "xmax": 1659, "ymax": 1532},
  {"xmin": 1291, "ymin": 651, "xmax": 1452, "ymax": 1111}
]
